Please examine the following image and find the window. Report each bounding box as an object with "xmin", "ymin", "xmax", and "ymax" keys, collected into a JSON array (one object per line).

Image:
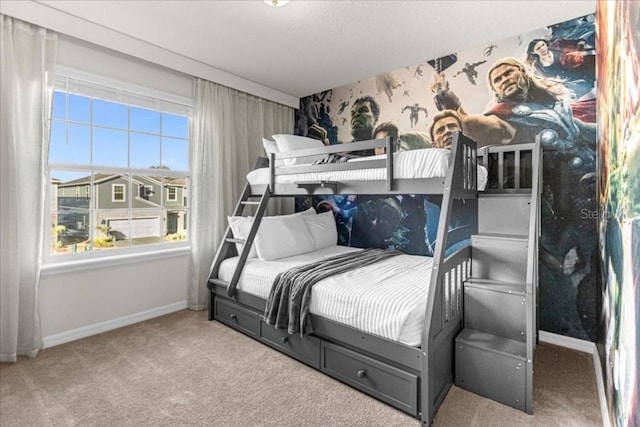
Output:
[
  {"xmin": 167, "ymin": 187, "xmax": 177, "ymax": 202},
  {"xmin": 112, "ymin": 184, "xmax": 125, "ymax": 202},
  {"xmin": 47, "ymin": 71, "xmax": 192, "ymax": 260}
]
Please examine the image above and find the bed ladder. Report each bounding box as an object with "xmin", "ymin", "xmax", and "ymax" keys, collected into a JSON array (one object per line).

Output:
[
  {"xmin": 454, "ymin": 142, "xmax": 541, "ymax": 414},
  {"xmin": 208, "ymin": 183, "xmax": 270, "ymax": 299}
]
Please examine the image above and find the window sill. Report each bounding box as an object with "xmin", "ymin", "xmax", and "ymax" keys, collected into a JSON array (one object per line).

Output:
[{"xmin": 41, "ymin": 245, "xmax": 191, "ymax": 277}]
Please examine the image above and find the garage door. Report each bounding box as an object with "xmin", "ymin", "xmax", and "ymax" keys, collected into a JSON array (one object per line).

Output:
[{"xmin": 108, "ymin": 217, "xmax": 161, "ymax": 239}]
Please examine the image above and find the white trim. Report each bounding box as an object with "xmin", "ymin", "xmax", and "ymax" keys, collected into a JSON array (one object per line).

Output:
[
  {"xmin": 111, "ymin": 183, "xmax": 126, "ymax": 202},
  {"xmin": 56, "ymin": 65, "xmax": 193, "ymax": 109},
  {"xmin": 0, "ymin": 1, "xmax": 299, "ymax": 108},
  {"xmin": 592, "ymin": 346, "xmax": 612, "ymax": 427},
  {"xmin": 42, "ymin": 301, "xmax": 188, "ymax": 349},
  {"xmin": 539, "ymin": 330, "xmax": 594, "ymax": 353},
  {"xmin": 166, "ymin": 186, "xmax": 177, "ymax": 202},
  {"xmin": 41, "ymin": 244, "xmax": 190, "ymax": 276},
  {"xmin": 539, "ymin": 331, "xmax": 610, "ymax": 426}
]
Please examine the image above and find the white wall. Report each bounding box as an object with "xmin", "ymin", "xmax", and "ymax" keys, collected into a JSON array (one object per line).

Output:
[
  {"xmin": 57, "ymin": 35, "xmax": 192, "ymax": 100},
  {"xmin": 40, "ymin": 255, "xmax": 189, "ymax": 346},
  {"xmin": 0, "ymin": 0, "xmax": 299, "ymax": 108},
  {"xmin": 39, "ymin": 35, "xmax": 194, "ymax": 347}
]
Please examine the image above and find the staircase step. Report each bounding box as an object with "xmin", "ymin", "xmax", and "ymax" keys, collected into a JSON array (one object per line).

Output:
[
  {"xmin": 455, "ymin": 328, "xmax": 527, "ymax": 411},
  {"xmin": 471, "ymin": 235, "xmax": 528, "ymax": 283},
  {"xmin": 465, "ymin": 278, "xmax": 526, "ymax": 295},
  {"xmin": 473, "ymin": 233, "xmax": 527, "ymax": 241},
  {"xmin": 478, "ymin": 192, "xmax": 532, "ymax": 197},
  {"xmin": 479, "ymin": 193, "xmax": 531, "ymax": 235},
  {"xmin": 464, "ymin": 280, "xmax": 527, "ymax": 341},
  {"xmin": 456, "ymin": 328, "xmax": 526, "ymax": 358}
]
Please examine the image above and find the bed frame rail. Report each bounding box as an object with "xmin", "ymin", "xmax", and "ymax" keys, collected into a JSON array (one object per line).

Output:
[
  {"xmin": 270, "ymin": 136, "xmax": 399, "ymax": 191},
  {"xmin": 421, "ymin": 132, "xmax": 478, "ymax": 425}
]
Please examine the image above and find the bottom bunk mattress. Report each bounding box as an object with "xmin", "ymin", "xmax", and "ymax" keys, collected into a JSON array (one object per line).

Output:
[{"xmin": 218, "ymin": 246, "xmax": 433, "ymax": 346}]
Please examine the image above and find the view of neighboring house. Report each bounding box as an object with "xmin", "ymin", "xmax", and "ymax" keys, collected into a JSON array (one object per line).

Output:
[{"xmin": 53, "ymin": 173, "xmax": 187, "ymax": 252}]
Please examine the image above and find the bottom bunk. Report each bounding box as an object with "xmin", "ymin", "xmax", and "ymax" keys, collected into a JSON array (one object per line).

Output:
[{"xmin": 208, "ymin": 241, "xmax": 471, "ymax": 422}]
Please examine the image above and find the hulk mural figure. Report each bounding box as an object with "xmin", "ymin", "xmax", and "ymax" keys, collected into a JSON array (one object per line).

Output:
[{"xmin": 349, "ymin": 96, "xmax": 379, "ymax": 142}]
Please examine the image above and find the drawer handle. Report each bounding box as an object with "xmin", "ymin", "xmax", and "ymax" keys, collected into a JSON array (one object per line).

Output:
[
  {"xmin": 230, "ymin": 314, "xmax": 238, "ymax": 321},
  {"xmin": 281, "ymin": 336, "xmax": 289, "ymax": 344},
  {"xmin": 357, "ymin": 369, "xmax": 367, "ymax": 378}
]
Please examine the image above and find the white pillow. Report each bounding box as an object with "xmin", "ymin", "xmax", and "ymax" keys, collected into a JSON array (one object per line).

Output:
[
  {"xmin": 298, "ymin": 207, "xmax": 316, "ymax": 216},
  {"xmin": 262, "ymin": 137, "xmax": 283, "ymax": 167},
  {"xmin": 302, "ymin": 210, "xmax": 337, "ymax": 251},
  {"xmin": 254, "ymin": 213, "xmax": 314, "ymax": 260},
  {"xmin": 272, "ymin": 134, "xmax": 327, "ymax": 166},
  {"xmin": 227, "ymin": 216, "xmax": 258, "ymax": 258}
]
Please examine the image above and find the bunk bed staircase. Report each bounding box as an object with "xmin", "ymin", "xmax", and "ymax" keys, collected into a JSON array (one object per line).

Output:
[{"xmin": 454, "ymin": 142, "xmax": 541, "ymax": 413}]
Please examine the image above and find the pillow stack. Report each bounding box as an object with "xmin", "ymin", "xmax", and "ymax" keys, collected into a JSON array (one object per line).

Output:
[
  {"xmin": 262, "ymin": 137, "xmax": 283, "ymax": 167},
  {"xmin": 227, "ymin": 207, "xmax": 337, "ymax": 261},
  {"xmin": 262, "ymin": 134, "xmax": 327, "ymax": 166}
]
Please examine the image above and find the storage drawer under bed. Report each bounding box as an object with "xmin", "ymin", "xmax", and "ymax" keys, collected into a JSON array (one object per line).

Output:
[
  {"xmin": 259, "ymin": 321, "xmax": 321, "ymax": 369},
  {"xmin": 320, "ymin": 341, "xmax": 419, "ymax": 416},
  {"xmin": 214, "ymin": 298, "xmax": 259, "ymax": 337}
]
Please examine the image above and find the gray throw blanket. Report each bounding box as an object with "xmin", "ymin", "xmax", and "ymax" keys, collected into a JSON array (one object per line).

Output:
[
  {"xmin": 263, "ymin": 248, "xmax": 401, "ymax": 336},
  {"xmin": 312, "ymin": 153, "xmax": 350, "ymax": 164}
]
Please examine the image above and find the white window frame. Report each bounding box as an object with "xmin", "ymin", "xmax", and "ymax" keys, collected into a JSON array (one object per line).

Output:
[
  {"xmin": 43, "ymin": 67, "xmax": 193, "ymax": 267},
  {"xmin": 167, "ymin": 186, "xmax": 177, "ymax": 202},
  {"xmin": 112, "ymin": 184, "xmax": 126, "ymax": 202}
]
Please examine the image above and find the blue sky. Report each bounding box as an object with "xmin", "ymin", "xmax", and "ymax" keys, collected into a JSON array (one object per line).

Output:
[{"xmin": 50, "ymin": 91, "xmax": 189, "ymax": 182}]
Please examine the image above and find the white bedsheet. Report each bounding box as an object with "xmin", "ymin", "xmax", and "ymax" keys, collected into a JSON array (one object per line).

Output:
[
  {"xmin": 218, "ymin": 246, "xmax": 433, "ymax": 346},
  {"xmin": 248, "ymin": 148, "xmax": 488, "ymax": 191}
]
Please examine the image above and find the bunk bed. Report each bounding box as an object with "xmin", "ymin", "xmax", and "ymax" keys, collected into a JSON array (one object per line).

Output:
[{"xmin": 207, "ymin": 133, "xmax": 540, "ymax": 425}]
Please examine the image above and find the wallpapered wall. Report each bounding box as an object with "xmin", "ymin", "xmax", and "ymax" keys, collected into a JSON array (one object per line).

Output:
[
  {"xmin": 596, "ymin": 1, "xmax": 639, "ymax": 425},
  {"xmin": 294, "ymin": 15, "xmax": 599, "ymax": 341}
]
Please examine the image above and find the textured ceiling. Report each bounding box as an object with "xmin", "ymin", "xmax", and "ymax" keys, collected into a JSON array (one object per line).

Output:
[{"xmin": 37, "ymin": 0, "xmax": 596, "ymax": 99}]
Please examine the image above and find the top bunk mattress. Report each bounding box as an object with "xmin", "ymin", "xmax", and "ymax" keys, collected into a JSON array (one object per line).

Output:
[
  {"xmin": 247, "ymin": 148, "xmax": 487, "ymax": 190},
  {"xmin": 218, "ymin": 246, "xmax": 433, "ymax": 347}
]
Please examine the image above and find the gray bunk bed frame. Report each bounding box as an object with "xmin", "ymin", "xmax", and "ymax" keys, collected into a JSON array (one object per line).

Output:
[{"xmin": 207, "ymin": 133, "xmax": 539, "ymax": 425}]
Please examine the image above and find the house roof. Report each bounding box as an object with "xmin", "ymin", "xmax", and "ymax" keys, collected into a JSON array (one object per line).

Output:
[{"xmin": 57, "ymin": 174, "xmax": 187, "ymax": 188}]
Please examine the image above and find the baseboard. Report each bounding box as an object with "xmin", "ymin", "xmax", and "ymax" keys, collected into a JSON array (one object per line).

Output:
[
  {"xmin": 42, "ymin": 301, "xmax": 188, "ymax": 349},
  {"xmin": 539, "ymin": 330, "xmax": 594, "ymax": 353},
  {"xmin": 591, "ymin": 344, "xmax": 611, "ymax": 427},
  {"xmin": 539, "ymin": 331, "xmax": 611, "ymax": 426}
]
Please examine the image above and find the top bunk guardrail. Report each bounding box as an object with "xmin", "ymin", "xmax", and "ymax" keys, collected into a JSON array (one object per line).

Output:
[
  {"xmin": 479, "ymin": 143, "xmax": 536, "ymax": 192},
  {"xmin": 269, "ymin": 136, "xmax": 399, "ymax": 191},
  {"xmin": 265, "ymin": 133, "xmax": 479, "ymax": 196}
]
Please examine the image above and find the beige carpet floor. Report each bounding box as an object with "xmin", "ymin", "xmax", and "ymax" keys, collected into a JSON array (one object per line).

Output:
[{"xmin": 0, "ymin": 310, "xmax": 602, "ymax": 426}]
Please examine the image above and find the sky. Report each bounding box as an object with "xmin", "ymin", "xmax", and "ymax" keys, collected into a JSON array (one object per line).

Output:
[{"xmin": 49, "ymin": 92, "xmax": 189, "ymax": 183}]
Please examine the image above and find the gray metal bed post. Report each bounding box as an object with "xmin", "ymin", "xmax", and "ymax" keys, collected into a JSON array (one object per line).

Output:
[
  {"xmin": 420, "ymin": 132, "xmax": 477, "ymax": 425},
  {"xmin": 385, "ymin": 135, "xmax": 394, "ymax": 191},
  {"xmin": 208, "ymin": 182, "xmax": 253, "ymax": 318},
  {"xmin": 524, "ymin": 138, "xmax": 542, "ymax": 412},
  {"xmin": 207, "ymin": 158, "xmax": 271, "ymax": 315}
]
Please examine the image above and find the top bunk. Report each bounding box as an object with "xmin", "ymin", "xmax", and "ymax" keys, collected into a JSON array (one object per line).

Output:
[{"xmin": 247, "ymin": 132, "xmax": 482, "ymax": 196}]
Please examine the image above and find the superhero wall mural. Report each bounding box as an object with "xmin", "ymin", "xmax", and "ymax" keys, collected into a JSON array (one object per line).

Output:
[
  {"xmin": 295, "ymin": 14, "xmax": 598, "ymax": 341},
  {"xmin": 597, "ymin": 1, "xmax": 639, "ymax": 425}
]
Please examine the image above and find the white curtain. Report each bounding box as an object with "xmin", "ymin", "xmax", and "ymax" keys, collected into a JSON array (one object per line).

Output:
[
  {"xmin": 189, "ymin": 78, "xmax": 294, "ymax": 310},
  {"xmin": 0, "ymin": 15, "xmax": 57, "ymax": 362}
]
